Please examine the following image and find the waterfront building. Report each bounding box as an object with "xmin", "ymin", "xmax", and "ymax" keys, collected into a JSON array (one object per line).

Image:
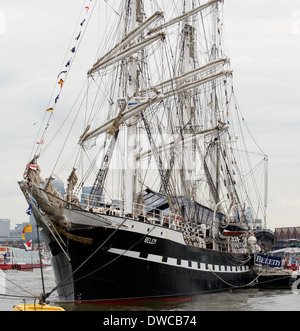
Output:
[{"xmin": 0, "ymin": 219, "xmax": 10, "ymax": 240}]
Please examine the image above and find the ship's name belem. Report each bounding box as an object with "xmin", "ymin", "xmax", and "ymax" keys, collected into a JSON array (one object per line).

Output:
[{"xmin": 144, "ymin": 237, "xmax": 157, "ymax": 245}]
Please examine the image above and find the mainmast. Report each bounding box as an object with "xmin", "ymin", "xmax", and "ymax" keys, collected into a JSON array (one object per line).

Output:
[
  {"xmin": 183, "ymin": 0, "xmax": 192, "ymax": 73},
  {"xmin": 176, "ymin": 0, "xmax": 194, "ymax": 200},
  {"xmin": 125, "ymin": 0, "xmax": 142, "ymax": 214}
]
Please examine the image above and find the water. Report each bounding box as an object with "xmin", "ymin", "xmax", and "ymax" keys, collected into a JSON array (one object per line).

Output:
[{"xmin": 0, "ymin": 267, "xmax": 299, "ymax": 311}]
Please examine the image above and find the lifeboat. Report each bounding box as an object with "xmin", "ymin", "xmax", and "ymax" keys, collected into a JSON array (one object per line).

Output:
[{"xmin": 220, "ymin": 223, "xmax": 249, "ymax": 237}]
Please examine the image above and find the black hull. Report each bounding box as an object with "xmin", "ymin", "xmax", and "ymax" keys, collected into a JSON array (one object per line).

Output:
[
  {"xmin": 42, "ymin": 212, "xmax": 255, "ymax": 303},
  {"xmin": 256, "ymin": 274, "xmax": 295, "ymax": 290}
]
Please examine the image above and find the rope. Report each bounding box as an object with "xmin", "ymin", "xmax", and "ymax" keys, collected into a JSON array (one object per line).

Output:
[
  {"xmin": 73, "ymin": 225, "xmax": 156, "ymax": 285},
  {"xmin": 0, "ymin": 272, "xmax": 36, "ymax": 298},
  {"xmin": 208, "ymin": 266, "xmax": 261, "ymax": 289}
]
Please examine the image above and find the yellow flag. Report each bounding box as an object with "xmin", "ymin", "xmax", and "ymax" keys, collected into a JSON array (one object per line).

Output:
[
  {"xmin": 46, "ymin": 108, "xmax": 54, "ymax": 113},
  {"xmin": 22, "ymin": 224, "xmax": 32, "ymax": 241}
]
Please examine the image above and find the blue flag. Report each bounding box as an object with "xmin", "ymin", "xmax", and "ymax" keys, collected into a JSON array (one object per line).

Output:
[
  {"xmin": 26, "ymin": 204, "xmax": 32, "ymax": 216},
  {"xmin": 75, "ymin": 31, "xmax": 81, "ymax": 41}
]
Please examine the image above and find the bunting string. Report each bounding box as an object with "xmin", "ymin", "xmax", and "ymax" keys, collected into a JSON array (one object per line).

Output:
[{"xmin": 32, "ymin": 0, "xmax": 95, "ymax": 161}]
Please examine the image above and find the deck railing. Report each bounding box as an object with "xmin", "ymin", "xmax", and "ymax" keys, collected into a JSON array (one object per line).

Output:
[{"xmin": 81, "ymin": 193, "xmax": 184, "ymax": 231}]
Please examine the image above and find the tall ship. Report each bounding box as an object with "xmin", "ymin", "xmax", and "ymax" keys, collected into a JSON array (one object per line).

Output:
[{"xmin": 19, "ymin": 0, "xmax": 268, "ymax": 303}]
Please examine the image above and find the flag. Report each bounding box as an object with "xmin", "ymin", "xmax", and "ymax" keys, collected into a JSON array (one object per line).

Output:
[
  {"xmin": 57, "ymin": 70, "xmax": 67, "ymax": 79},
  {"xmin": 80, "ymin": 19, "xmax": 86, "ymax": 26},
  {"xmin": 237, "ymin": 210, "xmax": 241, "ymax": 223},
  {"xmin": 85, "ymin": 6, "xmax": 90, "ymax": 12},
  {"xmin": 27, "ymin": 164, "xmax": 37, "ymax": 171},
  {"xmin": 23, "ymin": 240, "xmax": 33, "ymax": 251},
  {"xmin": 26, "ymin": 204, "xmax": 32, "ymax": 216},
  {"xmin": 75, "ymin": 31, "xmax": 81, "ymax": 40},
  {"xmin": 37, "ymin": 138, "xmax": 44, "ymax": 145},
  {"xmin": 65, "ymin": 60, "xmax": 71, "ymax": 68},
  {"xmin": 58, "ymin": 78, "xmax": 64, "ymax": 88},
  {"xmin": 46, "ymin": 108, "xmax": 54, "ymax": 113},
  {"xmin": 55, "ymin": 95, "xmax": 60, "ymax": 103},
  {"xmin": 70, "ymin": 47, "xmax": 76, "ymax": 53},
  {"xmin": 22, "ymin": 224, "xmax": 32, "ymax": 241}
]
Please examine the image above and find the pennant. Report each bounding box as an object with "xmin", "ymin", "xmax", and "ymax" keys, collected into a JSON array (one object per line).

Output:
[
  {"xmin": 75, "ymin": 31, "xmax": 81, "ymax": 41},
  {"xmin": 27, "ymin": 164, "xmax": 37, "ymax": 171},
  {"xmin": 70, "ymin": 47, "xmax": 76, "ymax": 53},
  {"xmin": 26, "ymin": 204, "xmax": 32, "ymax": 216},
  {"xmin": 57, "ymin": 70, "xmax": 67, "ymax": 78},
  {"xmin": 55, "ymin": 95, "xmax": 60, "ymax": 103},
  {"xmin": 58, "ymin": 78, "xmax": 64, "ymax": 88},
  {"xmin": 80, "ymin": 19, "xmax": 86, "ymax": 26},
  {"xmin": 237, "ymin": 210, "xmax": 241, "ymax": 223},
  {"xmin": 46, "ymin": 108, "xmax": 54, "ymax": 113},
  {"xmin": 85, "ymin": 6, "xmax": 90, "ymax": 12},
  {"xmin": 23, "ymin": 240, "xmax": 33, "ymax": 251},
  {"xmin": 65, "ymin": 60, "xmax": 71, "ymax": 67},
  {"xmin": 22, "ymin": 224, "xmax": 32, "ymax": 241},
  {"xmin": 37, "ymin": 138, "xmax": 44, "ymax": 145}
]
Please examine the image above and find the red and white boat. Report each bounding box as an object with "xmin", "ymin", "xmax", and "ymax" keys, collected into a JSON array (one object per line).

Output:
[{"xmin": 0, "ymin": 247, "xmax": 50, "ymax": 271}]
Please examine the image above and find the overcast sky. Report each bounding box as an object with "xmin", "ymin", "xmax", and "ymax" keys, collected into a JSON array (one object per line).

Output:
[{"xmin": 1, "ymin": 0, "xmax": 300, "ymax": 230}]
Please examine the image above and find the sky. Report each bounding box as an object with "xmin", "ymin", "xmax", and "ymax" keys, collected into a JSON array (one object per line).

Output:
[{"xmin": 0, "ymin": 0, "xmax": 300, "ymax": 230}]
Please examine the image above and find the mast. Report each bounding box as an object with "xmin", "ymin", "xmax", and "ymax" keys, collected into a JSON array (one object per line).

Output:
[
  {"xmin": 125, "ymin": 0, "xmax": 140, "ymax": 214},
  {"xmin": 176, "ymin": 0, "xmax": 193, "ymax": 199},
  {"xmin": 208, "ymin": 1, "xmax": 221, "ymax": 206},
  {"xmin": 210, "ymin": 1, "xmax": 220, "ymax": 249},
  {"xmin": 183, "ymin": 0, "xmax": 192, "ymax": 74}
]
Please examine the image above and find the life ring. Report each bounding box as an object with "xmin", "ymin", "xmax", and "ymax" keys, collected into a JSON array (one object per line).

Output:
[{"xmin": 0, "ymin": 258, "xmax": 4, "ymax": 263}]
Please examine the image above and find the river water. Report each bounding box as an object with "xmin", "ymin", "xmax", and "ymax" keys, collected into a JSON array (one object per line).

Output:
[{"xmin": 0, "ymin": 267, "xmax": 299, "ymax": 311}]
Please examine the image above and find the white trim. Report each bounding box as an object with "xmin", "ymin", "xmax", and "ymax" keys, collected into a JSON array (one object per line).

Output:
[
  {"xmin": 65, "ymin": 209, "xmax": 186, "ymax": 246},
  {"xmin": 108, "ymin": 248, "xmax": 250, "ymax": 274}
]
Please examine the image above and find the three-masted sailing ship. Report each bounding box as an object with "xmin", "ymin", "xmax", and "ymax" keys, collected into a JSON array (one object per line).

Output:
[{"xmin": 19, "ymin": 0, "xmax": 268, "ymax": 303}]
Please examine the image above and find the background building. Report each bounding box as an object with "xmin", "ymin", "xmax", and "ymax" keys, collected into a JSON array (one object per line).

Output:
[
  {"xmin": 273, "ymin": 227, "xmax": 300, "ymax": 249},
  {"xmin": 0, "ymin": 219, "xmax": 10, "ymax": 240},
  {"xmin": 245, "ymin": 207, "xmax": 263, "ymax": 231},
  {"xmin": 53, "ymin": 177, "xmax": 65, "ymax": 197}
]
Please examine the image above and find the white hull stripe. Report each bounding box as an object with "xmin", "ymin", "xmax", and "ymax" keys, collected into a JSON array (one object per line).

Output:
[{"xmin": 108, "ymin": 248, "xmax": 250, "ymax": 273}]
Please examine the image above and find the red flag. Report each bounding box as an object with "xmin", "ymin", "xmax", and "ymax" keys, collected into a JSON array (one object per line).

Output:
[
  {"xmin": 36, "ymin": 138, "xmax": 44, "ymax": 145},
  {"xmin": 23, "ymin": 240, "xmax": 33, "ymax": 251},
  {"xmin": 27, "ymin": 164, "xmax": 37, "ymax": 171}
]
